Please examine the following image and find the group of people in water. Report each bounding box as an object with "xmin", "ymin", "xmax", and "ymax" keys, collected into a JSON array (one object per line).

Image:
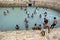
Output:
[
  {"xmin": 3, "ymin": 10, "xmax": 9, "ymax": 15},
  {"xmin": 15, "ymin": 7, "xmax": 57, "ymax": 33},
  {"xmin": 3, "ymin": 7, "xmax": 57, "ymax": 34}
]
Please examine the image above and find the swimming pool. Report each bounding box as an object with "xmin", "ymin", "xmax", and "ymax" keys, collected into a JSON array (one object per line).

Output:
[{"xmin": 0, "ymin": 7, "xmax": 60, "ymax": 30}]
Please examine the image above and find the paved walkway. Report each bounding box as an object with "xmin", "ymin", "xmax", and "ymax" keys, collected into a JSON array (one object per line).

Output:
[{"xmin": 0, "ymin": 28, "xmax": 60, "ymax": 40}]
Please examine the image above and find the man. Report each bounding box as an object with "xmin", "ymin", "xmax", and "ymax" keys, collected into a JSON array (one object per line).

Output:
[{"xmin": 50, "ymin": 17, "xmax": 57, "ymax": 29}]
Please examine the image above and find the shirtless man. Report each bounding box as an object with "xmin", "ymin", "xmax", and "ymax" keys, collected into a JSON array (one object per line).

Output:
[
  {"xmin": 50, "ymin": 17, "xmax": 57, "ymax": 29},
  {"xmin": 43, "ymin": 19, "xmax": 50, "ymax": 33}
]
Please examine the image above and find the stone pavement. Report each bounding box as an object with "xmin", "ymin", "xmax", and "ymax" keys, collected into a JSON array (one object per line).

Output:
[{"xmin": 0, "ymin": 28, "xmax": 60, "ymax": 40}]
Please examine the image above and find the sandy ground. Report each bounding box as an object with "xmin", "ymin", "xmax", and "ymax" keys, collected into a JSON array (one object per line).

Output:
[{"xmin": 0, "ymin": 28, "xmax": 60, "ymax": 40}]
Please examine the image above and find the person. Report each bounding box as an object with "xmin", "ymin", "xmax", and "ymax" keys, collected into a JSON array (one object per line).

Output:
[
  {"xmin": 3, "ymin": 11, "xmax": 6, "ymax": 16},
  {"xmin": 39, "ymin": 14, "xmax": 42, "ymax": 18},
  {"xmin": 24, "ymin": 8, "xmax": 27, "ymax": 11},
  {"xmin": 50, "ymin": 17, "xmax": 57, "ymax": 29},
  {"xmin": 7, "ymin": 10, "xmax": 9, "ymax": 13},
  {"xmin": 44, "ymin": 12, "xmax": 47, "ymax": 17},
  {"xmin": 26, "ymin": 11, "xmax": 28, "ymax": 14},
  {"xmin": 43, "ymin": 20, "xmax": 48, "ymax": 29},
  {"xmin": 31, "ymin": 13, "xmax": 34, "ymax": 18},
  {"xmin": 27, "ymin": 14, "xmax": 30, "ymax": 18},
  {"xmin": 32, "ymin": 23, "xmax": 38, "ymax": 30},
  {"xmin": 34, "ymin": 9, "xmax": 37, "ymax": 14},
  {"xmin": 24, "ymin": 18, "xmax": 29, "ymax": 30},
  {"xmin": 15, "ymin": 25, "xmax": 19, "ymax": 30}
]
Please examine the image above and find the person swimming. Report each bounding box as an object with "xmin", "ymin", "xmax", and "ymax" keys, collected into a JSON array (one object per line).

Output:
[
  {"xmin": 7, "ymin": 10, "xmax": 9, "ymax": 13},
  {"xmin": 27, "ymin": 14, "xmax": 30, "ymax": 18},
  {"xmin": 31, "ymin": 13, "xmax": 34, "ymax": 18},
  {"xmin": 3, "ymin": 11, "xmax": 7, "ymax": 16},
  {"xmin": 24, "ymin": 18, "xmax": 29, "ymax": 30},
  {"xmin": 39, "ymin": 14, "xmax": 42, "ymax": 18},
  {"xmin": 15, "ymin": 25, "xmax": 19, "ymax": 30}
]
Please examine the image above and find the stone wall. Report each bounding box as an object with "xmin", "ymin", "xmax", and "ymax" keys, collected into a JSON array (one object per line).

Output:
[{"xmin": 0, "ymin": 0, "xmax": 60, "ymax": 11}]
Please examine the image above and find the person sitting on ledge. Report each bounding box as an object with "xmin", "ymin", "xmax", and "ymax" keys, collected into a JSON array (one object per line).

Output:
[
  {"xmin": 15, "ymin": 25, "xmax": 19, "ymax": 30},
  {"xmin": 32, "ymin": 23, "xmax": 41, "ymax": 30},
  {"xmin": 38, "ymin": 24, "xmax": 42, "ymax": 30},
  {"xmin": 44, "ymin": 12, "xmax": 47, "ymax": 17}
]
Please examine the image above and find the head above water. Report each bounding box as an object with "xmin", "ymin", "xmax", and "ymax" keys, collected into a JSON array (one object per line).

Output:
[
  {"xmin": 34, "ymin": 23, "xmax": 37, "ymax": 26},
  {"xmin": 39, "ymin": 24, "xmax": 41, "ymax": 26},
  {"xmin": 54, "ymin": 17, "xmax": 56, "ymax": 19},
  {"xmin": 16, "ymin": 25, "xmax": 19, "ymax": 27}
]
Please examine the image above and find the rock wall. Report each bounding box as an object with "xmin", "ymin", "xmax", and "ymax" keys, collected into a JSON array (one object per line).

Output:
[{"xmin": 0, "ymin": 0, "xmax": 60, "ymax": 11}]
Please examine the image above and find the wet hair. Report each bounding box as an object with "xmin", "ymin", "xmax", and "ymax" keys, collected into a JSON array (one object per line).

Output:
[
  {"xmin": 35, "ymin": 23, "xmax": 37, "ymax": 26},
  {"xmin": 44, "ymin": 20, "xmax": 48, "ymax": 24},
  {"xmin": 39, "ymin": 24, "xmax": 41, "ymax": 26},
  {"xmin": 16, "ymin": 25, "xmax": 18, "ymax": 27},
  {"xmin": 54, "ymin": 17, "xmax": 56, "ymax": 19}
]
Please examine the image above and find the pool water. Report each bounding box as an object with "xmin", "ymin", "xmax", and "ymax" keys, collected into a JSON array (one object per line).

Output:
[{"xmin": 0, "ymin": 7, "xmax": 60, "ymax": 30}]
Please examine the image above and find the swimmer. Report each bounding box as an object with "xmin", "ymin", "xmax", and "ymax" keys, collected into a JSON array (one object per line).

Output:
[
  {"xmin": 34, "ymin": 9, "xmax": 37, "ymax": 14},
  {"xmin": 50, "ymin": 17, "xmax": 57, "ymax": 29},
  {"xmin": 7, "ymin": 10, "xmax": 9, "ymax": 13},
  {"xmin": 39, "ymin": 14, "xmax": 42, "ymax": 18},
  {"xmin": 24, "ymin": 18, "xmax": 29, "ymax": 30},
  {"xmin": 44, "ymin": 12, "xmax": 47, "ymax": 17},
  {"xmin": 27, "ymin": 14, "xmax": 30, "ymax": 18},
  {"xmin": 3, "ymin": 11, "xmax": 6, "ymax": 16},
  {"xmin": 15, "ymin": 25, "xmax": 19, "ymax": 30},
  {"xmin": 31, "ymin": 13, "xmax": 34, "ymax": 18},
  {"xmin": 24, "ymin": 8, "xmax": 27, "ymax": 11}
]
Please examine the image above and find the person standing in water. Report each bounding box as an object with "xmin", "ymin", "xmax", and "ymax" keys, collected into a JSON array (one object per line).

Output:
[
  {"xmin": 39, "ymin": 14, "xmax": 42, "ymax": 18},
  {"xmin": 50, "ymin": 17, "xmax": 57, "ymax": 29},
  {"xmin": 7, "ymin": 10, "xmax": 9, "ymax": 13},
  {"xmin": 24, "ymin": 18, "xmax": 29, "ymax": 30},
  {"xmin": 31, "ymin": 13, "xmax": 34, "ymax": 18},
  {"xmin": 44, "ymin": 12, "xmax": 47, "ymax": 18},
  {"xmin": 3, "ymin": 11, "xmax": 6, "ymax": 16},
  {"xmin": 27, "ymin": 14, "xmax": 30, "ymax": 18}
]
